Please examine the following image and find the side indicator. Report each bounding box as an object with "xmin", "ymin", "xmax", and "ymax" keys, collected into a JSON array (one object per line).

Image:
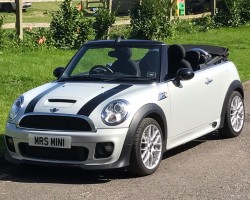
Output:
[{"xmin": 158, "ymin": 92, "xmax": 168, "ymax": 101}]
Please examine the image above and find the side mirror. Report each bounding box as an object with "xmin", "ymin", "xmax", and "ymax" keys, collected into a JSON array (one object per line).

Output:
[
  {"xmin": 53, "ymin": 67, "xmax": 64, "ymax": 79},
  {"xmin": 173, "ymin": 68, "xmax": 194, "ymax": 87}
]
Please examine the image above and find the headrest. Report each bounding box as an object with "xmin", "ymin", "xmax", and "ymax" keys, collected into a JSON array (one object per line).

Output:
[
  {"xmin": 185, "ymin": 50, "xmax": 201, "ymax": 66},
  {"xmin": 108, "ymin": 47, "xmax": 132, "ymax": 60},
  {"xmin": 168, "ymin": 44, "xmax": 186, "ymax": 61}
]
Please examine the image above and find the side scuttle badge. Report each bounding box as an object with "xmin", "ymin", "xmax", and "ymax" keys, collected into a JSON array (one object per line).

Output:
[{"xmin": 158, "ymin": 92, "xmax": 168, "ymax": 101}]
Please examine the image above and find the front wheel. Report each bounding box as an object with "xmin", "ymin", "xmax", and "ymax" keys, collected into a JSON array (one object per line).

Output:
[
  {"xmin": 129, "ymin": 118, "xmax": 163, "ymax": 176},
  {"xmin": 220, "ymin": 91, "xmax": 245, "ymax": 138}
]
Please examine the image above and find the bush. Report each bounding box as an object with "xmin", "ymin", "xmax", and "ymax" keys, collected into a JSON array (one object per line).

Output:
[
  {"xmin": 215, "ymin": 0, "xmax": 242, "ymax": 27},
  {"xmin": 4, "ymin": 27, "xmax": 54, "ymax": 51},
  {"xmin": 193, "ymin": 14, "xmax": 216, "ymax": 31},
  {"xmin": 240, "ymin": 0, "xmax": 250, "ymax": 24},
  {"xmin": 130, "ymin": 0, "xmax": 173, "ymax": 40},
  {"xmin": 93, "ymin": 4, "xmax": 116, "ymax": 40},
  {"xmin": 0, "ymin": 16, "xmax": 5, "ymax": 49},
  {"xmin": 109, "ymin": 25, "xmax": 131, "ymax": 39},
  {"xmin": 50, "ymin": 0, "xmax": 94, "ymax": 49}
]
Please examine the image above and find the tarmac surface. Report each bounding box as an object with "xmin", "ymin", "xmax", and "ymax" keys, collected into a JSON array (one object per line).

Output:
[{"xmin": 0, "ymin": 82, "xmax": 249, "ymax": 200}]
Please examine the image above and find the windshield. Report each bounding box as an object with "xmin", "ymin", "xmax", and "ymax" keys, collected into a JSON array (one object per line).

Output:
[{"xmin": 60, "ymin": 45, "xmax": 161, "ymax": 83}]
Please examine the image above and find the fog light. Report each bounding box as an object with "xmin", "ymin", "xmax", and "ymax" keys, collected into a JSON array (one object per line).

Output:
[
  {"xmin": 95, "ymin": 142, "xmax": 114, "ymax": 159},
  {"xmin": 5, "ymin": 135, "xmax": 16, "ymax": 153}
]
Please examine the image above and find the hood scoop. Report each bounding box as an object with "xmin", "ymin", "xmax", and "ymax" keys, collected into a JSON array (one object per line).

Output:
[
  {"xmin": 48, "ymin": 99, "xmax": 77, "ymax": 103},
  {"xmin": 43, "ymin": 98, "xmax": 77, "ymax": 108}
]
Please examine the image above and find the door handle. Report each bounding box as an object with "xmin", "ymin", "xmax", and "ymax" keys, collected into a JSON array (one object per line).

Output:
[{"xmin": 205, "ymin": 77, "xmax": 213, "ymax": 85}]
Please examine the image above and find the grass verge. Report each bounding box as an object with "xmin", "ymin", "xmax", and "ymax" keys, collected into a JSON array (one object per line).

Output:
[
  {"xmin": 0, "ymin": 2, "xmax": 129, "ymax": 24},
  {"xmin": 0, "ymin": 2, "xmax": 61, "ymax": 23}
]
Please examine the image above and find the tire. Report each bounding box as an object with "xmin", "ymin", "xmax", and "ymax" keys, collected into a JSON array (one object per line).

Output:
[
  {"xmin": 2, "ymin": 3, "xmax": 13, "ymax": 12},
  {"xmin": 128, "ymin": 118, "xmax": 163, "ymax": 176},
  {"xmin": 220, "ymin": 91, "xmax": 245, "ymax": 138}
]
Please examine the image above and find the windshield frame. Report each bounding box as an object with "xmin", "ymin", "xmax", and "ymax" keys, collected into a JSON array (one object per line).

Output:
[{"xmin": 58, "ymin": 42, "xmax": 164, "ymax": 84}]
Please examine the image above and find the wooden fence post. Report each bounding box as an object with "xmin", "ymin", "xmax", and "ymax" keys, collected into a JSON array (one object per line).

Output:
[
  {"xmin": 15, "ymin": 0, "xmax": 23, "ymax": 40},
  {"xmin": 107, "ymin": 0, "xmax": 112, "ymax": 39},
  {"xmin": 211, "ymin": 0, "xmax": 216, "ymax": 16},
  {"xmin": 170, "ymin": 0, "xmax": 173, "ymax": 21},
  {"xmin": 107, "ymin": 0, "xmax": 112, "ymax": 11}
]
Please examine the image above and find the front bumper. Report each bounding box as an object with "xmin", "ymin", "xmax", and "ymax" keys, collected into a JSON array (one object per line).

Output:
[{"xmin": 5, "ymin": 122, "xmax": 131, "ymax": 169}]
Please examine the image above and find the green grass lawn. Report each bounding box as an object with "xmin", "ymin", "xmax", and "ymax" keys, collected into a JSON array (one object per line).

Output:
[
  {"xmin": 0, "ymin": 1, "xmax": 128, "ymax": 24},
  {"xmin": 1, "ymin": 2, "xmax": 62, "ymax": 23},
  {"xmin": 166, "ymin": 25, "xmax": 250, "ymax": 81},
  {"xmin": 0, "ymin": 25, "xmax": 250, "ymax": 155}
]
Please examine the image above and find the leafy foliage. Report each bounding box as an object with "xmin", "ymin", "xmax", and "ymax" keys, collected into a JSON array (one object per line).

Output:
[
  {"xmin": 130, "ymin": 0, "xmax": 173, "ymax": 40},
  {"xmin": 240, "ymin": 0, "xmax": 250, "ymax": 24},
  {"xmin": 109, "ymin": 25, "xmax": 131, "ymax": 39},
  {"xmin": 93, "ymin": 4, "xmax": 116, "ymax": 39},
  {"xmin": 50, "ymin": 0, "xmax": 93, "ymax": 49},
  {"xmin": 3, "ymin": 28, "xmax": 54, "ymax": 51},
  {"xmin": 215, "ymin": 0, "xmax": 242, "ymax": 27},
  {"xmin": 193, "ymin": 14, "xmax": 216, "ymax": 32}
]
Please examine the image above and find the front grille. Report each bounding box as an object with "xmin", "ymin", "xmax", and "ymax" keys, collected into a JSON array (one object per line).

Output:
[
  {"xmin": 19, "ymin": 143, "xmax": 89, "ymax": 162},
  {"xmin": 18, "ymin": 114, "xmax": 93, "ymax": 131}
]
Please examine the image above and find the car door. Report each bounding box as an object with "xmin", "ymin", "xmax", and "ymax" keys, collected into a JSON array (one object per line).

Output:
[{"xmin": 167, "ymin": 66, "xmax": 225, "ymax": 139}]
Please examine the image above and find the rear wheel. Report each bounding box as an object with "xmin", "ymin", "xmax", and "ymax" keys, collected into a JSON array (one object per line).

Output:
[
  {"xmin": 2, "ymin": 3, "xmax": 13, "ymax": 12},
  {"xmin": 129, "ymin": 118, "xmax": 163, "ymax": 176},
  {"xmin": 220, "ymin": 91, "xmax": 245, "ymax": 138}
]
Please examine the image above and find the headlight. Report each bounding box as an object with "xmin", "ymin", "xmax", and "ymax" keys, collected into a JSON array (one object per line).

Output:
[
  {"xmin": 9, "ymin": 96, "xmax": 24, "ymax": 120},
  {"xmin": 101, "ymin": 100, "xmax": 129, "ymax": 125}
]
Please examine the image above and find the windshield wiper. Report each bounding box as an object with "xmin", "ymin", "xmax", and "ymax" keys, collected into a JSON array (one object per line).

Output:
[
  {"xmin": 60, "ymin": 75, "xmax": 105, "ymax": 82},
  {"xmin": 105, "ymin": 76, "xmax": 156, "ymax": 82}
]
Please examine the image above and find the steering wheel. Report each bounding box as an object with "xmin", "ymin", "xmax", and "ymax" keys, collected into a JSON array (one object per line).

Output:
[{"xmin": 89, "ymin": 65, "xmax": 114, "ymax": 74}]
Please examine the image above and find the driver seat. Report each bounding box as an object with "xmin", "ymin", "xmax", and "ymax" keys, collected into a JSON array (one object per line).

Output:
[
  {"xmin": 109, "ymin": 48, "xmax": 140, "ymax": 76},
  {"xmin": 167, "ymin": 44, "xmax": 192, "ymax": 79}
]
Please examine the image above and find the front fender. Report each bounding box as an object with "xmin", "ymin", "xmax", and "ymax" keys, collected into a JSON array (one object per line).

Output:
[{"xmin": 114, "ymin": 103, "xmax": 168, "ymax": 168}]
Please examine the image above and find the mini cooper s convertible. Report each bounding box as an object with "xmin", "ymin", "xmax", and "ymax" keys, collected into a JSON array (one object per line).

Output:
[{"xmin": 5, "ymin": 39, "xmax": 245, "ymax": 176}]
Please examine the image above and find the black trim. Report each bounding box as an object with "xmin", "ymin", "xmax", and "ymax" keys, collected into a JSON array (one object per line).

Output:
[
  {"xmin": 160, "ymin": 45, "xmax": 168, "ymax": 82},
  {"xmin": 48, "ymin": 99, "xmax": 76, "ymax": 103},
  {"xmin": 126, "ymin": 103, "xmax": 167, "ymax": 149},
  {"xmin": 25, "ymin": 84, "xmax": 63, "ymax": 113},
  {"xmin": 77, "ymin": 84, "xmax": 132, "ymax": 116},
  {"xmin": 182, "ymin": 44, "xmax": 229, "ymax": 57},
  {"xmin": 5, "ymin": 147, "xmax": 131, "ymax": 169},
  {"xmin": 219, "ymin": 80, "xmax": 244, "ymax": 128},
  {"xmin": 112, "ymin": 104, "xmax": 168, "ymax": 168}
]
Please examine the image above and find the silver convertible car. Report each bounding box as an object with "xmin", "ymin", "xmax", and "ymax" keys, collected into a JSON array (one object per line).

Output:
[{"xmin": 5, "ymin": 39, "xmax": 245, "ymax": 176}]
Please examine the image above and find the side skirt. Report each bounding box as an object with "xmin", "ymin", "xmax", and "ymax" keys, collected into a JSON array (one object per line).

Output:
[{"xmin": 166, "ymin": 118, "xmax": 221, "ymax": 150}]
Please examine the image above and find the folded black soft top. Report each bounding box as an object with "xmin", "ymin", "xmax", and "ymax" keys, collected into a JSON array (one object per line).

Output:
[{"xmin": 182, "ymin": 44, "xmax": 229, "ymax": 57}]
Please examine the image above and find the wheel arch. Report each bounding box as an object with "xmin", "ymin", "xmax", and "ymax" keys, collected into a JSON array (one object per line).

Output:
[
  {"xmin": 127, "ymin": 103, "xmax": 167, "ymax": 149},
  {"xmin": 219, "ymin": 80, "xmax": 244, "ymax": 128},
  {"xmin": 98, "ymin": 103, "xmax": 168, "ymax": 169}
]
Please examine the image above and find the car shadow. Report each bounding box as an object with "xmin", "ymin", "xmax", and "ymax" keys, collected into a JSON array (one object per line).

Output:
[
  {"xmin": 0, "ymin": 131, "xmax": 223, "ymax": 184},
  {"xmin": 162, "ymin": 131, "xmax": 222, "ymax": 160}
]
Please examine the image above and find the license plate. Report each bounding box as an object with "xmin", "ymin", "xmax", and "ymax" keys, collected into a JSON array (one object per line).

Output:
[{"xmin": 28, "ymin": 134, "xmax": 71, "ymax": 149}]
